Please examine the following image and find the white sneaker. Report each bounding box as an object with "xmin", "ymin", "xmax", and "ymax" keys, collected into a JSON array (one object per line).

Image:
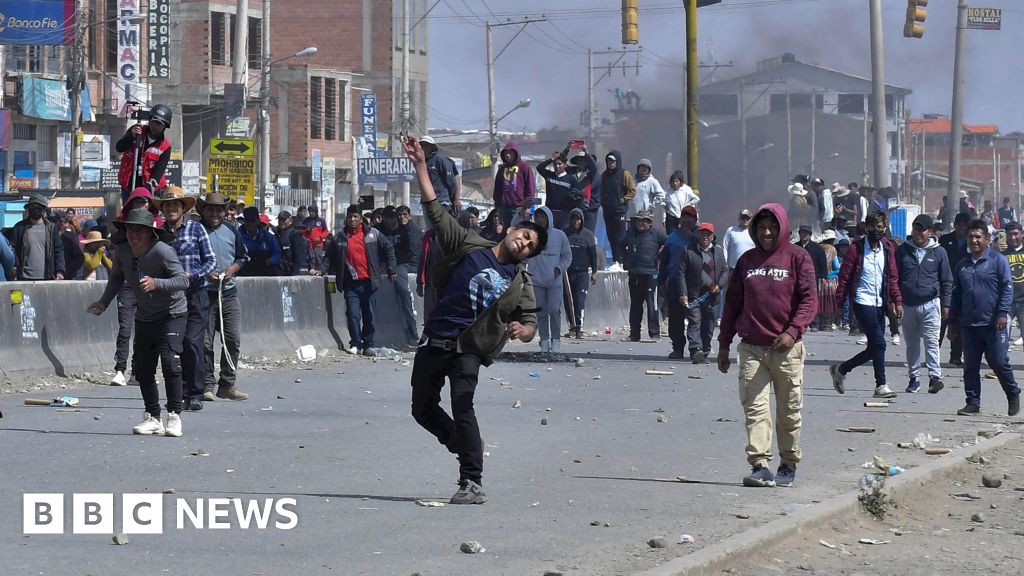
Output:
[
  {"xmin": 164, "ymin": 413, "xmax": 182, "ymax": 437},
  {"xmin": 857, "ymin": 335, "xmax": 868, "ymax": 345},
  {"xmin": 110, "ymin": 371, "xmax": 127, "ymax": 386},
  {"xmin": 132, "ymin": 413, "xmax": 165, "ymax": 435},
  {"xmin": 345, "ymin": 346, "xmax": 358, "ymax": 355},
  {"xmin": 551, "ymin": 339, "xmax": 561, "ymax": 353},
  {"xmin": 891, "ymin": 334, "xmax": 901, "ymax": 346},
  {"xmin": 1015, "ymin": 337, "xmax": 1023, "ymax": 346}
]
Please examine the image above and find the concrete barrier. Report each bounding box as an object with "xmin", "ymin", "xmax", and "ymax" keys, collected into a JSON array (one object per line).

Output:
[{"xmin": 0, "ymin": 272, "xmax": 636, "ymax": 382}]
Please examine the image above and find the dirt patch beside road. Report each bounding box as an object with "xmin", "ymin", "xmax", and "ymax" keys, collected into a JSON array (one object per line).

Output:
[{"xmin": 724, "ymin": 432, "xmax": 1024, "ymax": 576}]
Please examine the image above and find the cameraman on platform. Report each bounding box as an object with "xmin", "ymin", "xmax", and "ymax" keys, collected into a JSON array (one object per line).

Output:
[{"xmin": 116, "ymin": 104, "xmax": 173, "ymax": 203}]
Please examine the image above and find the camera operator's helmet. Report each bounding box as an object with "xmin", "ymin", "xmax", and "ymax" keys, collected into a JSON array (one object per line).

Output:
[{"xmin": 150, "ymin": 104, "xmax": 173, "ymax": 128}]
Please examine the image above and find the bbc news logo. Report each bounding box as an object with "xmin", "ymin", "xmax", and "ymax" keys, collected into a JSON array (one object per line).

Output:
[{"xmin": 23, "ymin": 494, "xmax": 298, "ymax": 534}]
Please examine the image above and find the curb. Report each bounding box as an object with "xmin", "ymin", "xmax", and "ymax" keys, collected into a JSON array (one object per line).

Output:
[{"xmin": 636, "ymin": 431, "xmax": 1021, "ymax": 576}]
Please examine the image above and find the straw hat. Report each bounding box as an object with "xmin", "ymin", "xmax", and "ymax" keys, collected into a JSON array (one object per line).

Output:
[
  {"xmin": 80, "ymin": 230, "xmax": 111, "ymax": 248},
  {"xmin": 151, "ymin": 186, "xmax": 197, "ymax": 212}
]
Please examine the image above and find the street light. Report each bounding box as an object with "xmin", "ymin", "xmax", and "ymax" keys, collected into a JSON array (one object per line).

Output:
[
  {"xmin": 258, "ymin": 46, "xmax": 317, "ymax": 211},
  {"xmin": 68, "ymin": 13, "xmax": 146, "ymax": 188},
  {"xmin": 496, "ymin": 98, "xmax": 531, "ymax": 124}
]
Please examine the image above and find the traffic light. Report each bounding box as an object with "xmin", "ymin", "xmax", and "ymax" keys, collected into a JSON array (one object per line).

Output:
[
  {"xmin": 622, "ymin": 0, "xmax": 638, "ymax": 45},
  {"xmin": 903, "ymin": 0, "xmax": 927, "ymax": 38}
]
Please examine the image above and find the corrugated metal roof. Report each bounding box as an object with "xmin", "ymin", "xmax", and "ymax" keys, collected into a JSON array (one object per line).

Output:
[
  {"xmin": 909, "ymin": 118, "xmax": 998, "ymax": 134},
  {"xmin": 701, "ymin": 59, "xmax": 911, "ymax": 96}
]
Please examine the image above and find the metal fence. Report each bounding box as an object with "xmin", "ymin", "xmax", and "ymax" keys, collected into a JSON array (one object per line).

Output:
[{"xmin": 273, "ymin": 188, "xmax": 316, "ymax": 211}]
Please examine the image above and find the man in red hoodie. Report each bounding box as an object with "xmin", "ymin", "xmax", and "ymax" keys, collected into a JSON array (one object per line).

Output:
[
  {"xmin": 492, "ymin": 140, "xmax": 535, "ymax": 230},
  {"xmin": 718, "ymin": 204, "xmax": 817, "ymax": 488}
]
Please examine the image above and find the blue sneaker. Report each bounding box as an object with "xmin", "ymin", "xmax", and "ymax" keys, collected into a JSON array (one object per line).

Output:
[
  {"xmin": 776, "ymin": 464, "xmax": 796, "ymax": 487},
  {"xmin": 906, "ymin": 378, "xmax": 920, "ymax": 393},
  {"xmin": 743, "ymin": 464, "xmax": 776, "ymax": 487}
]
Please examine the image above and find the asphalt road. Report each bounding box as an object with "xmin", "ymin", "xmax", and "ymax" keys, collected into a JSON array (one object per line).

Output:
[{"xmin": 1, "ymin": 330, "xmax": 1020, "ymax": 576}]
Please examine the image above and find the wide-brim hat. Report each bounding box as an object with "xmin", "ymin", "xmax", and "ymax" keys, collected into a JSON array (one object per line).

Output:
[
  {"xmin": 789, "ymin": 183, "xmax": 807, "ymax": 196},
  {"xmin": 114, "ymin": 208, "xmax": 176, "ymax": 243},
  {"xmin": 821, "ymin": 230, "xmax": 837, "ymax": 243},
  {"xmin": 25, "ymin": 194, "xmax": 49, "ymax": 208},
  {"xmin": 80, "ymin": 230, "xmax": 111, "ymax": 248},
  {"xmin": 198, "ymin": 192, "xmax": 230, "ymax": 208},
  {"xmin": 151, "ymin": 186, "xmax": 197, "ymax": 212},
  {"xmin": 633, "ymin": 210, "xmax": 654, "ymax": 222}
]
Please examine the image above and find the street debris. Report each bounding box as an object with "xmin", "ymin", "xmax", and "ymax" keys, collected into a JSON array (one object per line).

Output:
[
  {"xmin": 24, "ymin": 396, "xmax": 79, "ymax": 407},
  {"xmin": 590, "ymin": 520, "xmax": 610, "ymax": 527},
  {"xmin": 530, "ymin": 371, "xmax": 541, "ymax": 378},
  {"xmin": 971, "ymin": 512, "xmax": 985, "ymax": 523},
  {"xmin": 715, "ymin": 417, "xmax": 736, "ymax": 422},
  {"xmin": 678, "ymin": 534, "xmax": 695, "ymax": 544},
  {"xmin": 656, "ymin": 414, "xmax": 668, "ymax": 423},
  {"xmin": 512, "ymin": 400, "xmax": 522, "ymax": 409},
  {"xmin": 863, "ymin": 402, "xmax": 890, "ymax": 408},
  {"xmin": 460, "ymin": 541, "xmax": 485, "ymax": 554},
  {"xmin": 415, "ymin": 500, "xmax": 445, "ymax": 507},
  {"xmin": 645, "ymin": 370, "xmax": 674, "ymax": 376},
  {"xmin": 112, "ymin": 533, "xmax": 129, "ymax": 545},
  {"xmin": 162, "ymin": 489, "xmax": 175, "ymax": 495},
  {"xmin": 982, "ymin": 473, "xmax": 1003, "ymax": 488},
  {"xmin": 573, "ymin": 358, "xmax": 584, "ymax": 367},
  {"xmin": 925, "ymin": 447, "xmax": 950, "ymax": 455},
  {"xmin": 294, "ymin": 378, "xmax": 302, "ymax": 383},
  {"xmin": 858, "ymin": 538, "xmax": 891, "ymax": 545},
  {"xmin": 259, "ymin": 406, "xmax": 273, "ymax": 412},
  {"xmin": 819, "ymin": 540, "xmax": 837, "ymax": 550},
  {"xmin": 647, "ymin": 537, "xmax": 668, "ymax": 549},
  {"xmin": 836, "ymin": 427, "xmax": 875, "ymax": 433},
  {"xmin": 688, "ymin": 375, "xmax": 705, "ymax": 380},
  {"xmin": 950, "ymin": 493, "xmax": 981, "ymax": 501},
  {"xmin": 541, "ymin": 418, "xmax": 548, "ymax": 425}
]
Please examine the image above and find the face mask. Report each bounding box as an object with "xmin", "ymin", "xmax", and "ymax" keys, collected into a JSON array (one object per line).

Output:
[
  {"xmin": 868, "ymin": 229, "xmax": 885, "ymax": 242},
  {"xmin": 28, "ymin": 207, "xmax": 45, "ymax": 220}
]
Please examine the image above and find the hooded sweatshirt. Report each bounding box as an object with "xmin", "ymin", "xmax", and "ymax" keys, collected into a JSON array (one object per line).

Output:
[
  {"xmin": 537, "ymin": 157, "xmax": 580, "ymax": 211},
  {"xmin": 527, "ymin": 205, "xmax": 572, "ymax": 288},
  {"xmin": 895, "ymin": 236, "xmax": 953, "ymax": 307},
  {"xmin": 627, "ymin": 159, "xmax": 665, "ymax": 219},
  {"xmin": 718, "ymin": 203, "xmax": 818, "ymax": 349},
  {"xmin": 599, "ymin": 150, "xmax": 636, "ymax": 214},
  {"xmin": 564, "ymin": 208, "xmax": 598, "ymax": 273},
  {"xmin": 493, "ymin": 140, "xmax": 535, "ymax": 208}
]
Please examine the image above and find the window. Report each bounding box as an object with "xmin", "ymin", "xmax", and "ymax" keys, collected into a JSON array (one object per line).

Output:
[
  {"xmin": 768, "ymin": 94, "xmax": 789, "ymax": 113},
  {"xmin": 393, "ymin": 0, "xmax": 402, "ymax": 49},
  {"xmin": 211, "ymin": 12, "xmax": 226, "ymax": 66},
  {"xmin": 310, "ymin": 77, "xmax": 323, "ymax": 140},
  {"xmin": 37, "ymin": 126, "xmax": 56, "ymax": 162},
  {"xmin": 86, "ymin": 6, "xmax": 96, "ymax": 67},
  {"xmin": 6, "ymin": 46, "xmax": 43, "ymax": 72},
  {"xmin": 46, "ymin": 46, "xmax": 63, "ymax": 74},
  {"xmin": 248, "ymin": 17, "xmax": 262, "ymax": 68},
  {"xmin": 325, "ymin": 78, "xmax": 337, "ymax": 140},
  {"xmin": 885, "ymin": 94, "xmax": 895, "ymax": 117},
  {"xmin": 228, "ymin": 14, "xmax": 236, "ymax": 65},
  {"xmin": 837, "ymin": 94, "xmax": 865, "ymax": 114},
  {"xmin": 700, "ymin": 94, "xmax": 738, "ymax": 116},
  {"xmin": 788, "ymin": 94, "xmax": 812, "ymax": 109},
  {"xmin": 13, "ymin": 124, "xmax": 37, "ymax": 141},
  {"xmin": 105, "ymin": 0, "xmax": 117, "ymax": 73},
  {"xmin": 339, "ymin": 81, "xmax": 348, "ymax": 140}
]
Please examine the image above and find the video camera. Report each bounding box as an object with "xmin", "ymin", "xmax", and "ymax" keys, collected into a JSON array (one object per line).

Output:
[{"xmin": 128, "ymin": 101, "xmax": 151, "ymax": 122}]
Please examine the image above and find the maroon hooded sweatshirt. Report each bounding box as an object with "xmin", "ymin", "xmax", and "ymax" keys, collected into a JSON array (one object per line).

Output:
[
  {"xmin": 718, "ymin": 203, "xmax": 818, "ymax": 350},
  {"xmin": 493, "ymin": 139, "xmax": 535, "ymax": 208}
]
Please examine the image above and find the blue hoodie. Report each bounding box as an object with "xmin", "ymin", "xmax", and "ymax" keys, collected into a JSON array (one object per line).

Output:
[
  {"xmin": 949, "ymin": 246, "xmax": 1013, "ymax": 327},
  {"xmin": 895, "ymin": 236, "xmax": 953, "ymax": 307}
]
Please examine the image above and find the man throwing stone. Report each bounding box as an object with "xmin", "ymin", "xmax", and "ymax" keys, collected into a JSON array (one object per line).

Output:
[{"xmin": 404, "ymin": 136, "xmax": 547, "ymax": 504}]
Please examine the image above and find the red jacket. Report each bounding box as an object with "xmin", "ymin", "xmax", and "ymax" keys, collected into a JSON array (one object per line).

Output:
[
  {"xmin": 718, "ymin": 203, "xmax": 818, "ymax": 349},
  {"xmin": 835, "ymin": 237, "xmax": 902, "ymax": 308},
  {"xmin": 117, "ymin": 126, "xmax": 171, "ymax": 190}
]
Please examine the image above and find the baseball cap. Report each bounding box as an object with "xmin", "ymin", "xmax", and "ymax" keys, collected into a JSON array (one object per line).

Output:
[
  {"xmin": 912, "ymin": 214, "xmax": 934, "ymax": 229},
  {"xmin": 242, "ymin": 206, "xmax": 260, "ymax": 221},
  {"xmin": 798, "ymin": 224, "xmax": 813, "ymax": 234},
  {"xmin": 419, "ymin": 135, "xmax": 436, "ymax": 145},
  {"xmin": 382, "ymin": 206, "xmax": 398, "ymax": 217},
  {"xmin": 634, "ymin": 210, "xmax": 654, "ymax": 222},
  {"xmin": 259, "ymin": 214, "xmax": 270, "ymax": 225},
  {"xmin": 810, "ymin": 177, "xmax": 825, "ymax": 186},
  {"xmin": 698, "ymin": 222, "xmax": 715, "ymax": 234},
  {"xmin": 739, "ymin": 209, "xmax": 752, "ymax": 218},
  {"xmin": 277, "ymin": 210, "xmax": 292, "ymax": 220},
  {"xmin": 681, "ymin": 205, "xmax": 698, "ymax": 218}
]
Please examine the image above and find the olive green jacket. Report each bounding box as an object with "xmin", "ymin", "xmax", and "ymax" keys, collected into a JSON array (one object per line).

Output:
[{"xmin": 425, "ymin": 199, "xmax": 538, "ymax": 365}]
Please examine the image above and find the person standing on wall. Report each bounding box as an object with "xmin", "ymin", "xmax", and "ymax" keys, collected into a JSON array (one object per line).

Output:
[{"xmin": 115, "ymin": 104, "xmax": 173, "ymax": 203}]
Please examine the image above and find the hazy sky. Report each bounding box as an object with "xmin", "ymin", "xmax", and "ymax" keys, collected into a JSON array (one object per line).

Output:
[{"xmin": 427, "ymin": 0, "xmax": 1024, "ymax": 134}]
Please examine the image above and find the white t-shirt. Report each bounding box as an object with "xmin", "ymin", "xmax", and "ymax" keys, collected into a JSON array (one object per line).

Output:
[{"xmin": 664, "ymin": 184, "xmax": 700, "ymax": 218}]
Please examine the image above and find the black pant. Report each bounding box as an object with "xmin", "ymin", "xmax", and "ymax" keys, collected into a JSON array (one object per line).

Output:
[
  {"xmin": 940, "ymin": 318, "xmax": 963, "ymax": 362},
  {"xmin": 628, "ymin": 273, "xmax": 659, "ymax": 339},
  {"xmin": 134, "ymin": 314, "xmax": 186, "ymax": 416},
  {"xmin": 840, "ymin": 304, "xmax": 888, "ymax": 387},
  {"xmin": 410, "ymin": 346, "xmax": 484, "ymax": 485},
  {"xmin": 603, "ymin": 209, "xmax": 627, "ymax": 264},
  {"xmin": 583, "ymin": 207, "xmax": 599, "ymax": 234},
  {"xmin": 114, "ymin": 284, "xmax": 136, "ymax": 373},
  {"xmin": 567, "ymin": 269, "xmax": 590, "ymax": 332},
  {"xmin": 182, "ymin": 290, "xmax": 210, "ymax": 401},
  {"xmin": 666, "ymin": 283, "xmax": 688, "ymax": 353}
]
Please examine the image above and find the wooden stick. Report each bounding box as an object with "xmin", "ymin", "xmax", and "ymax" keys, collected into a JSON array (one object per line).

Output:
[
  {"xmin": 863, "ymin": 402, "xmax": 890, "ymax": 408},
  {"xmin": 925, "ymin": 447, "xmax": 951, "ymax": 455},
  {"xmin": 837, "ymin": 427, "xmax": 876, "ymax": 433},
  {"xmin": 24, "ymin": 398, "xmax": 53, "ymax": 406},
  {"xmin": 645, "ymin": 370, "xmax": 674, "ymax": 376}
]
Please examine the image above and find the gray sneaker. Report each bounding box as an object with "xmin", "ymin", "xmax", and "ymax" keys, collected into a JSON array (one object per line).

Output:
[
  {"xmin": 873, "ymin": 384, "xmax": 897, "ymax": 399},
  {"xmin": 829, "ymin": 363, "xmax": 846, "ymax": 394},
  {"xmin": 450, "ymin": 480, "xmax": 487, "ymax": 505}
]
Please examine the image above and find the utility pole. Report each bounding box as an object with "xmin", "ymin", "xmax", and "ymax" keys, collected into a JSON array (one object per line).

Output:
[
  {"xmin": 587, "ymin": 48, "xmax": 595, "ymax": 143},
  {"xmin": 684, "ymin": 0, "xmax": 699, "ymax": 193},
  {"xmin": 786, "ymin": 92, "xmax": 792, "ymax": 175},
  {"xmin": 400, "ymin": 0, "xmax": 411, "ymax": 207},
  {"xmin": 740, "ymin": 83, "xmax": 747, "ymax": 208},
  {"xmin": 486, "ymin": 18, "xmax": 546, "ymax": 175},
  {"xmin": 232, "ymin": 0, "xmax": 248, "ymax": 84},
  {"xmin": 810, "ymin": 91, "xmax": 816, "ymax": 174},
  {"xmin": 869, "ymin": 0, "xmax": 890, "ymax": 188},
  {"xmin": 946, "ymin": 0, "xmax": 968, "ymax": 225},
  {"xmin": 258, "ymin": 0, "xmax": 270, "ymax": 211},
  {"xmin": 69, "ymin": 0, "xmax": 83, "ymax": 189}
]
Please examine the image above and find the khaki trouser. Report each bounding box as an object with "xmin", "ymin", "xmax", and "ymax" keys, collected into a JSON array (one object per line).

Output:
[{"xmin": 737, "ymin": 340, "xmax": 805, "ymax": 468}]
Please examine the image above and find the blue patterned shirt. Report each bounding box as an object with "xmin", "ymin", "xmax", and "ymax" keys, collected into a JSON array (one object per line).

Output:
[{"xmin": 165, "ymin": 218, "xmax": 216, "ymax": 290}]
